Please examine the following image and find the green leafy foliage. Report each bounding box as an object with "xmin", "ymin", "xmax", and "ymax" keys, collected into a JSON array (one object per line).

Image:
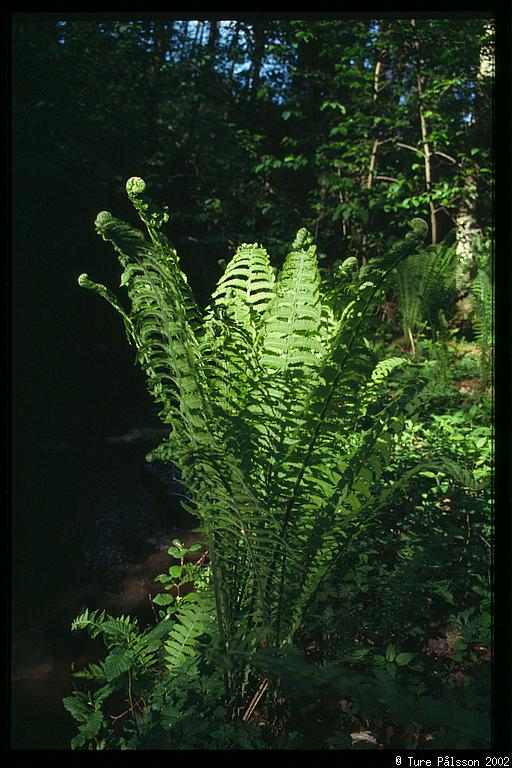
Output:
[{"xmin": 292, "ymin": 365, "xmax": 492, "ymax": 749}]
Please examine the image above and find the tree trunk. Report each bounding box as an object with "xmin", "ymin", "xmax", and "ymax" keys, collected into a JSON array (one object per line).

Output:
[
  {"xmin": 411, "ymin": 19, "xmax": 437, "ymax": 245},
  {"xmin": 366, "ymin": 32, "xmax": 386, "ymax": 191},
  {"xmin": 152, "ymin": 22, "xmax": 168, "ymax": 66},
  {"xmin": 190, "ymin": 20, "xmax": 202, "ymax": 59},
  {"xmin": 455, "ymin": 21, "xmax": 494, "ymax": 287},
  {"xmin": 206, "ymin": 20, "xmax": 219, "ymax": 62},
  {"xmin": 228, "ymin": 22, "xmax": 241, "ymax": 79},
  {"xmin": 363, "ymin": 22, "xmax": 387, "ymax": 263},
  {"xmin": 250, "ymin": 23, "xmax": 266, "ymax": 99}
]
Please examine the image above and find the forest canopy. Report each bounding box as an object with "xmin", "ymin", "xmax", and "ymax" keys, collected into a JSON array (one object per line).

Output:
[{"xmin": 13, "ymin": 16, "xmax": 493, "ymax": 301}]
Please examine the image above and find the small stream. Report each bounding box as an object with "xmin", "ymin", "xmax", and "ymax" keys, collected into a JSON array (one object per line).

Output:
[{"xmin": 11, "ymin": 430, "xmax": 198, "ymax": 750}]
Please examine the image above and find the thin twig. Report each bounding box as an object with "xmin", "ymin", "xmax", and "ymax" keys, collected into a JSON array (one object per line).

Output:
[
  {"xmin": 242, "ymin": 679, "xmax": 269, "ymax": 722},
  {"xmin": 195, "ymin": 549, "xmax": 209, "ymax": 566},
  {"xmin": 110, "ymin": 698, "xmax": 145, "ymax": 723},
  {"xmin": 411, "ymin": 18, "xmax": 437, "ymax": 244},
  {"xmin": 148, "ymin": 593, "xmax": 159, "ymax": 624},
  {"xmin": 110, "ymin": 708, "xmax": 132, "ymax": 723},
  {"xmin": 127, "ymin": 669, "xmax": 142, "ymax": 741}
]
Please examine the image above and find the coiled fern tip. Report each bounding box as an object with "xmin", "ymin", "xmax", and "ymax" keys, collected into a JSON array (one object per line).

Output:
[
  {"xmin": 292, "ymin": 227, "xmax": 314, "ymax": 250},
  {"xmin": 409, "ymin": 218, "xmax": 428, "ymax": 238},
  {"xmin": 126, "ymin": 176, "xmax": 146, "ymax": 198},
  {"xmin": 95, "ymin": 211, "xmax": 113, "ymax": 230}
]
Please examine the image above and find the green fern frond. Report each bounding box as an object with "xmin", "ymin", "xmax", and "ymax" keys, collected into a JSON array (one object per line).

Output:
[
  {"xmin": 465, "ymin": 237, "xmax": 494, "ymax": 387},
  {"xmin": 199, "ymin": 311, "xmax": 261, "ymax": 427},
  {"xmin": 100, "ymin": 614, "xmax": 139, "ymax": 643},
  {"xmin": 204, "ymin": 242, "xmax": 275, "ymax": 337},
  {"xmin": 436, "ymin": 456, "xmax": 488, "ymax": 494},
  {"xmin": 78, "ymin": 273, "xmax": 135, "ymax": 341},
  {"xmin": 258, "ymin": 236, "xmax": 325, "ymax": 371},
  {"xmin": 95, "ymin": 210, "xmax": 149, "ymax": 268},
  {"xmin": 164, "ymin": 591, "xmax": 216, "ymax": 673},
  {"xmin": 102, "ymin": 646, "xmax": 137, "ymax": 682},
  {"xmin": 71, "ymin": 608, "xmax": 107, "ymax": 639},
  {"xmin": 72, "ymin": 662, "xmax": 108, "ymax": 681},
  {"xmin": 63, "ymin": 692, "xmax": 91, "ymax": 723},
  {"xmin": 471, "ymin": 268, "xmax": 493, "ymax": 362},
  {"xmin": 83, "ymin": 183, "xmax": 211, "ymax": 441}
]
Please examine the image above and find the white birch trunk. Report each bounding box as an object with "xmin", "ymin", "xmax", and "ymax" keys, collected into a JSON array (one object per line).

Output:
[{"xmin": 455, "ymin": 22, "xmax": 494, "ymax": 288}]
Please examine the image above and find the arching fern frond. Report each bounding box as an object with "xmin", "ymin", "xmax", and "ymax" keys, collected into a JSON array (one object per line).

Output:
[{"xmin": 86, "ymin": 181, "xmax": 210, "ymax": 444}]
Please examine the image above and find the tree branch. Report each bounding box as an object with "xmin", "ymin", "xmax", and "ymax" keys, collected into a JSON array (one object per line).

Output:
[
  {"xmin": 433, "ymin": 150, "xmax": 458, "ymax": 165},
  {"xmin": 396, "ymin": 141, "xmax": 425, "ymax": 157}
]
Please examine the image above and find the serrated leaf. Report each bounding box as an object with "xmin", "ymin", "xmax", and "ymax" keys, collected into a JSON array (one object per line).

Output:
[
  {"xmin": 152, "ymin": 592, "xmax": 175, "ymax": 606},
  {"xmin": 103, "ymin": 647, "xmax": 136, "ymax": 681},
  {"xmin": 63, "ymin": 693, "xmax": 90, "ymax": 723}
]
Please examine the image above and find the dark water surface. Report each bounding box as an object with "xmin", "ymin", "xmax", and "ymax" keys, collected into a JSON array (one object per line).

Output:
[{"xmin": 11, "ymin": 432, "xmax": 197, "ymax": 750}]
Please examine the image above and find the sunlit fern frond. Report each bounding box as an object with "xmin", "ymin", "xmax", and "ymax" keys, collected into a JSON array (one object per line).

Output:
[
  {"xmin": 87, "ymin": 182, "xmax": 210, "ymax": 445},
  {"xmin": 204, "ymin": 242, "xmax": 275, "ymax": 339}
]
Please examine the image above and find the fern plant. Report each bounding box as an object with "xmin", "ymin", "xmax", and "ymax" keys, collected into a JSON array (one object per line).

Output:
[
  {"xmin": 470, "ymin": 240, "xmax": 494, "ymax": 388},
  {"xmin": 63, "ymin": 608, "xmax": 175, "ymax": 748},
  {"xmin": 64, "ymin": 539, "xmax": 220, "ymax": 749},
  {"xmin": 77, "ymin": 177, "xmax": 431, "ymax": 712},
  {"xmin": 396, "ymin": 238, "xmax": 458, "ymax": 357}
]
